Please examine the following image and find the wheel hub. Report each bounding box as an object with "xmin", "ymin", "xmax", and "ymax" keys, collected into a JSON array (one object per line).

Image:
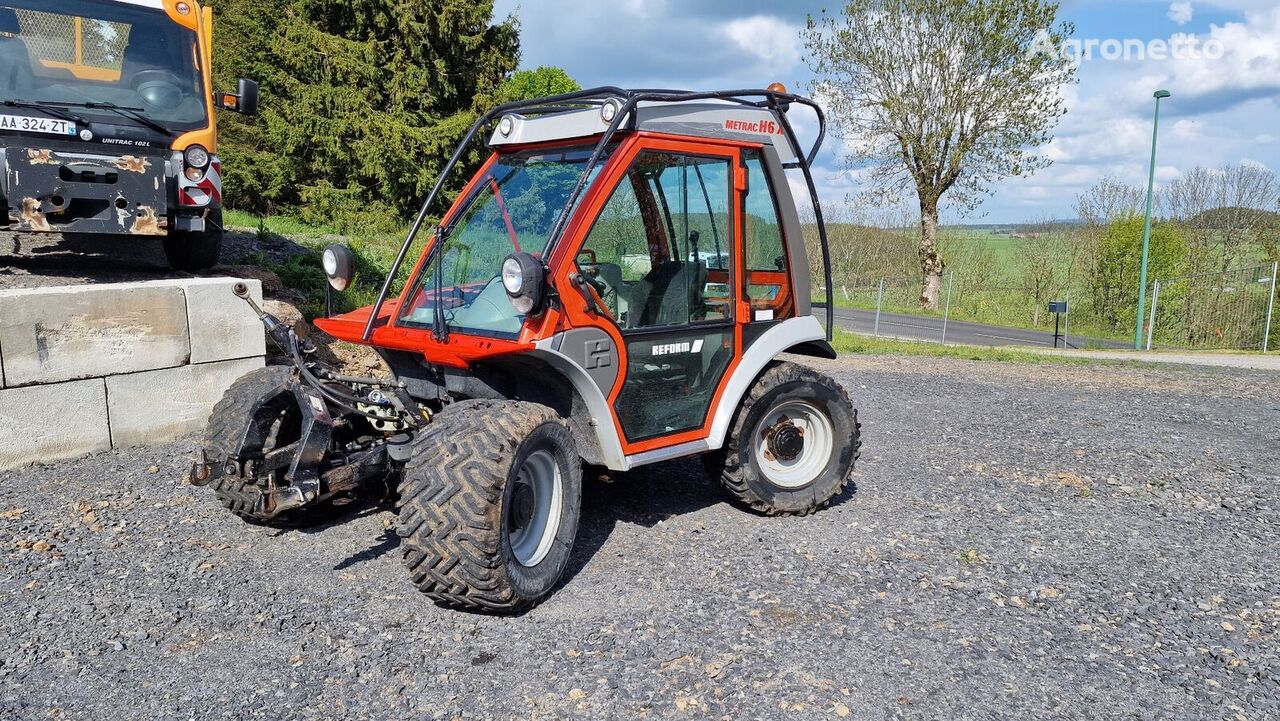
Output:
[
  {"xmin": 753, "ymin": 401, "xmax": 835, "ymax": 489},
  {"xmin": 510, "ymin": 481, "xmax": 536, "ymax": 533},
  {"xmin": 765, "ymin": 419, "xmax": 805, "ymax": 461},
  {"xmin": 505, "ymin": 450, "xmax": 563, "ymax": 567}
]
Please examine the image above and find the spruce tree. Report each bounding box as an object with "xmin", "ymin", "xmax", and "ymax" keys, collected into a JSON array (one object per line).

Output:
[{"xmin": 209, "ymin": 0, "xmax": 521, "ymax": 228}]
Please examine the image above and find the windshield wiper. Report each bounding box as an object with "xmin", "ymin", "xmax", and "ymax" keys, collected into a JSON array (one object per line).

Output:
[
  {"xmin": 2, "ymin": 99, "xmax": 90, "ymax": 127},
  {"xmin": 30, "ymin": 99, "xmax": 171, "ymax": 137},
  {"xmin": 56, "ymin": 101, "xmax": 174, "ymax": 136}
]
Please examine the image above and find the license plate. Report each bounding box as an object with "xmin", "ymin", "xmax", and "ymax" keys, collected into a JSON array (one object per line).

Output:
[{"xmin": 0, "ymin": 114, "xmax": 76, "ymax": 136}]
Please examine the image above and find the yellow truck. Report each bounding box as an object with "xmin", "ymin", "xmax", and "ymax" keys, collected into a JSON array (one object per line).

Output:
[{"xmin": 0, "ymin": 0, "xmax": 257, "ymax": 269}]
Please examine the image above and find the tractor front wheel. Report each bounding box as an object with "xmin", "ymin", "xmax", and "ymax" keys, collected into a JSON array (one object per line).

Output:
[
  {"xmin": 202, "ymin": 365, "xmax": 349, "ymax": 526},
  {"xmin": 705, "ymin": 361, "xmax": 860, "ymax": 515},
  {"xmin": 396, "ymin": 399, "xmax": 582, "ymax": 612}
]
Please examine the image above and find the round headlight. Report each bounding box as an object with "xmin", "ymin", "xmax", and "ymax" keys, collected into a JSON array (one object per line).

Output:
[
  {"xmin": 498, "ymin": 115, "xmax": 514, "ymax": 137},
  {"xmin": 184, "ymin": 145, "xmax": 210, "ymax": 169},
  {"xmin": 510, "ymin": 294, "xmax": 536, "ymax": 315},
  {"xmin": 501, "ymin": 256, "xmax": 524, "ymax": 294},
  {"xmin": 322, "ymin": 243, "xmax": 355, "ymax": 292},
  {"xmin": 500, "ymin": 251, "xmax": 546, "ymax": 315},
  {"xmin": 600, "ymin": 100, "xmax": 619, "ymax": 123},
  {"xmin": 184, "ymin": 166, "xmax": 205, "ymax": 181}
]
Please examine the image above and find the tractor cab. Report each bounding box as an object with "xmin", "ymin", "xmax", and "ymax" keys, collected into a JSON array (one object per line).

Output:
[
  {"xmin": 202, "ymin": 87, "xmax": 857, "ymax": 613},
  {"xmin": 316, "ymin": 87, "xmax": 836, "ymax": 465}
]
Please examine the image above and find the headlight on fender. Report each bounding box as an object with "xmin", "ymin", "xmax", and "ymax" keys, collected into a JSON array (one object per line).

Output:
[
  {"xmin": 322, "ymin": 243, "xmax": 355, "ymax": 292},
  {"xmin": 184, "ymin": 144, "xmax": 210, "ymax": 169}
]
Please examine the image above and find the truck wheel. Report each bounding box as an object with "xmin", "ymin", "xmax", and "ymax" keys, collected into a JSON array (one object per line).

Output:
[
  {"xmin": 705, "ymin": 361, "xmax": 860, "ymax": 516},
  {"xmin": 163, "ymin": 210, "xmax": 223, "ymax": 271},
  {"xmin": 202, "ymin": 365, "xmax": 344, "ymax": 526},
  {"xmin": 396, "ymin": 399, "xmax": 582, "ymax": 612}
]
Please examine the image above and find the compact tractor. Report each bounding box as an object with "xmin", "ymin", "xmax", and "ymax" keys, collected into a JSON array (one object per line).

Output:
[{"xmin": 194, "ymin": 86, "xmax": 861, "ymax": 612}]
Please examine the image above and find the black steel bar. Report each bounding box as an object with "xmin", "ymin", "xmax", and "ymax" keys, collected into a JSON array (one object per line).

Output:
[
  {"xmin": 765, "ymin": 95, "xmax": 834, "ymax": 339},
  {"xmin": 361, "ymin": 87, "xmax": 634, "ymax": 340}
]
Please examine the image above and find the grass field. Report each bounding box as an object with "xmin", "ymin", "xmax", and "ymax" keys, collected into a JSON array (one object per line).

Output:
[
  {"xmin": 828, "ymin": 329, "xmax": 1095, "ymax": 364},
  {"xmin": 224, "ymin": 209, "xmax": 411, "ymax": 315}
]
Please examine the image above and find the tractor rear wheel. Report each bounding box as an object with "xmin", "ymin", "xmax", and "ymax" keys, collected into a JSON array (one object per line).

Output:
[
  {"xmin": 396, "ymin": 399, "xmax": 582, "ymax": 612},
  {"xmin": 704, "ymin": 361, "xmax": 859, "ymax": 515}
]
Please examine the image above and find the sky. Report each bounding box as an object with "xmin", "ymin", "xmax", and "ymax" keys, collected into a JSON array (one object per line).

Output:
[{"xmin": 492, "ymin": 0, "xmax": 1280, "ymax": 224}]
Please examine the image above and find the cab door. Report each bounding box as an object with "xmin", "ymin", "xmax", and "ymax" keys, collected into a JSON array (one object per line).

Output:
[
  {"xmin": 573, "ymin": 141, "xmax": 739, "ymax": 446},
  {"xmin": 739, "ymin": 147, "xmax": 797, "ymax": 348}
]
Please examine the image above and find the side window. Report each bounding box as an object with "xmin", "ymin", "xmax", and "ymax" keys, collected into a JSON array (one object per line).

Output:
[
  {"xmin": 741, "ymin": 149, "xmax": 793, "ymax": 319},
  {"xmin": 579, "ymin": 151, "xmax": 732, "ymax": 328}
]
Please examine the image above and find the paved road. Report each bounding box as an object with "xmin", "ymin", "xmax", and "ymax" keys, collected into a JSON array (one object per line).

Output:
[
  {"xmin": 1044, "ymin": 348, "xmax": 1280, "ymax": 371},
  {"xmin": 825, "ymin": 306, "xmax": 1130, "ymax": 349}
]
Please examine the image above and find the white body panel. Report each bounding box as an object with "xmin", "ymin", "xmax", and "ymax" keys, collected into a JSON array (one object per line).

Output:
[
  {"xmin": 490, "ymin": 100, "xmax": 799, "ymax": 164},
  {"xmin": 536, "ymin": 315, "xmax": 827, "ymax": 471}
]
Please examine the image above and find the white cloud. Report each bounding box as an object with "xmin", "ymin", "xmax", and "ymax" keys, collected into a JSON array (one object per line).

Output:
[
  {"xmin": 1170, "ymin": 118, "xmax": 1199, "ymax": 139},
  {"xmin": 1168, "ymin": 1, "xmax": 1194, "ymax": 25},
  {"xmin": 1154, "ymin": 9, "xmax": 1280, "ymax": 110},
  {"xmin": 720, "ymin": 16, "xmax": 802, "ymax": 73},
  {"xmin": 1256, "ymin": 134, "xmax": 1276, "ymax": 143},
  {"xmin": 621, "ymin": 0, "xmax": 665, "ymax": 20}
]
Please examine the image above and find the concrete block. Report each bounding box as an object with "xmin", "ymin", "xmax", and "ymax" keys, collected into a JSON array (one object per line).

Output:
[
  {"xmin": 0, "ymin": 379, "xmax": 110, "ymax": 472},
  {"xmin": 0, "ymin": 283, "xmax": 190, "ymax": 386},
  {"xmin": 105, "ymin": 356, "xmax": 265, "ymax": 448},
  {"xmin": 179, "ymin": 277, "xmax": 267, "ymax": 364}
]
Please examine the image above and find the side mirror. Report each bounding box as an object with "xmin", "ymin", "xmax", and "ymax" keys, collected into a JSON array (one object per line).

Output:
[{"xmin": 217, "ymin": 78, "xmax": 259, "ymax": 116}]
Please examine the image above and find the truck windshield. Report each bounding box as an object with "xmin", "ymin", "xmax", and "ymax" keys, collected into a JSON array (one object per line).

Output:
[
  {"xmin": 0, "ymin": 0, "xmax": 206, "ymax": 133},
  {"xmin": 399, "ymin": 144, "xmax": 614, "ymax": 339}
]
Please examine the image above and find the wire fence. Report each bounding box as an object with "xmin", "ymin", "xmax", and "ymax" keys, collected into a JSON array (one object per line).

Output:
[
  {"xmin": 820, "ymin": 264, "xmax": 1279, "ymax": 351},
  {"xmin": 822, "ymin": 272, "xmax": 1086, "ymax": 347},
  {"xmin": 1146, "ymin": 262, "xmax": 1278, "ymax": 352}
]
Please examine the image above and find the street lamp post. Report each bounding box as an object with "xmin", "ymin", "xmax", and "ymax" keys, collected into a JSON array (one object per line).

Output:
[{"xmin": 1135, "ymin": 89, "xmax": 1171, "ymax": 350}]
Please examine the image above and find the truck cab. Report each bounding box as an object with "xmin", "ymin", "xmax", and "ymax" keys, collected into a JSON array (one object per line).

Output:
[{"xmin": 0, "ymin": 0, "xmax": 256, "ymax": 270}]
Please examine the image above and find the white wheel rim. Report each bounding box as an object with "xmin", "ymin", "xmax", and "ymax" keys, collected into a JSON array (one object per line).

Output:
[
  {"xmin": 506, "ymin": 449, "xmax": 563, "ymax": 567},
  {"xmin": 753, "ymin": 400, "xmax": 835, "ymax": 489}
]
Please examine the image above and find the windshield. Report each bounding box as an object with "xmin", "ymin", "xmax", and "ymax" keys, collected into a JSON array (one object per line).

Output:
[
  {"xmin": 0, "ymin": 0, "xmax": 206, "ymax": 132},
  {"xmin": 399, "ymin": 145, "xmax": 613, "ymax": 339}
]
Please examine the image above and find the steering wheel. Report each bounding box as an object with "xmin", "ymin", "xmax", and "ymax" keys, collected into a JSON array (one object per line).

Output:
[{"xmin": 131, "ymin": 69, "xmax": 186, "ymax": 109}]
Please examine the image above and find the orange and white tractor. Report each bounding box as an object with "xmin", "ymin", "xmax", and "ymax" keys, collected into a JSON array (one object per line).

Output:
[
  {"xmin": 195, "ymin": 86, "xmax": 861, "ymax": 612},
  {"xmin": 0, "ymin": 0, "xmax": 257, "ymax": 269}
]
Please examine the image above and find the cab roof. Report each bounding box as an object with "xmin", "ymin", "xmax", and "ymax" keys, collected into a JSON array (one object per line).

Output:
[
  {"xmin": 491, "ymin": 99, "xmax": 801, "ymax": 164},
  {"xmin": 485, "ymin": 88, "xmax": 825, "ymax": 168}
]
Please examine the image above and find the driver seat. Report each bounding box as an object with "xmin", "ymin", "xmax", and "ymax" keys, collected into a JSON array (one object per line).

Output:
[
  {"xmin": 626, "ymin": 260, "xmax": 707, "ymax": 328},
  {"xmin": 0, "ymin": 9, "xmax": 32, "ymax": 92}
]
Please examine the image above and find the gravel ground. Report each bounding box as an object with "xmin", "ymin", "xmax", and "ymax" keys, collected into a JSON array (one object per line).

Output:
[{"xmin": 2, "ymin": 354, "xmax": 1278, "ymax": 720}]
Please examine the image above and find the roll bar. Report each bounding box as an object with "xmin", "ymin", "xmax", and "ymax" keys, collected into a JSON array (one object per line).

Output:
[{"xmin": 362, "ymin": 87, "xmax": 834, "ymax": 341}]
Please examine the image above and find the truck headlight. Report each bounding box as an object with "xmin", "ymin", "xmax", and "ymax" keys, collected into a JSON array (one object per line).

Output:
[
  {"xmin": 184, "ymin": 145, "xmax": 210, "ymax": 169},
  {"xmin": 501, "ymin": 252, "xmax": 545, "ymax": 315}
]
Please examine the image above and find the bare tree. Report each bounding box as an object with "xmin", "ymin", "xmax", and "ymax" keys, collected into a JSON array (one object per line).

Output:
[
  {"xmin": 1016, "ymin": 216, "xmax": 1081, "ymax": 325},
  {"xmin": 1076, "ymin": 176, "xmax": 1145, "ymax": 227},
  {"xmin": 803, "ymin": 0, "xmax": 1075, "ymax": 308},
  {"xmin": 1162, "ymin": 163, "xmax": 1280, "ymax": 273}
]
